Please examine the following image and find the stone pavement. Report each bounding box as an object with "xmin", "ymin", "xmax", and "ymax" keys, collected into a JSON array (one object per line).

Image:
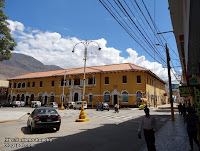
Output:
[{"xmin": 140, "ymin": 113, "xmax": 199, "ymax": 151}]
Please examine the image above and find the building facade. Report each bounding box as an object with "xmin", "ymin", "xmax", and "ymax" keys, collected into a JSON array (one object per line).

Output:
[{"xmin": 8, "ymin": 63, "xmax": 167, "ymax": 107}]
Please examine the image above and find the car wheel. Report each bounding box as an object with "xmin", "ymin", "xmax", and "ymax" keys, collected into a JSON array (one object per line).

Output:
[
  {"xmin": 79, "ymin": 107, "xmax": 81, "ymax": 110},
  {"xmin": 74, "ymin": 107, "xmax": 76, "ymax": 110},
  {"xmin": 55, "ymin": 127, "xmax": 60, "ymax": 131},
  {"xmin": 108, "ymin": 109, "xmax": 109, "ymax": 111}
]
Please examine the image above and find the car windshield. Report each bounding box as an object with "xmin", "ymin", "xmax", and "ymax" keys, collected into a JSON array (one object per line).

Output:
[{"xmin": 37, "ymin": 109, "xmax": 58, "ymax": 114}]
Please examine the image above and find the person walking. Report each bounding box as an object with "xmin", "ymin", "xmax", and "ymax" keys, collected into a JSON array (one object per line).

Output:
[
  {"xmin": 184, "ymin": 109, "xmax": 200, "ymax": 151},
  {"xmin": 138, "ymin": 108, "xmax": 157, "ymax": 151},
  {"xmin": 182, "ymin": 104, "xmax": 187, "ymax": 117},
  {"xmin": 178, "ymin": 103, "xmax": 182, "ymax": 115}
]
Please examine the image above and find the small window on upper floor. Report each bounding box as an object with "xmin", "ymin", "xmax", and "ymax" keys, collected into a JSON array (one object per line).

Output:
[
  {"xmin": 22, "ymin": 82, "xmax": 26, "ymax": 88},
  {"xmin": 17, "ymin": 83, "xmax": 21, "ymax": 88},
  {"xmin": 137, "ymin": 76, "xmax": 141, "ymax": 84},
  {"xmin": 122, "ymin": 76, "xmax": 127, "ymax": 84},
  {"xmin": 14, "ymin": 83, "xmax": 16, "ymax": 88},
  {"xmin": 105, "ymin": 77, "xmax": 109, "ymax": 84},
  {"xmin": 27, "ymin": 82, "xmax": 30, "ymax": 88},
  {"xmin": 32, "ymin": 82, "xmax": 35, "ymax": 87},
  {"xmin": 51, "ymin": 81, "xmax": 54, "ymax": 87},
  {"xmin": 40, "ymin": 81, "xmax": 43, "ymax": 87}
]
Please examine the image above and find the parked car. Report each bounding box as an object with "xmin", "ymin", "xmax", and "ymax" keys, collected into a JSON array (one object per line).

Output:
[
  {"xmin": 96, "ymin": 103, "xmax": 109, "ymax": 111},
  {"xmin": 30, "ymin": 101, "xmax": 41, "ymax": 108},
  {"xmin": 27, "ymin": 107, "xmax": 61, "ymax": 133},
  {"xmin": 73, "ymin": 101, "xmax": 87, "ymax": 110},
  {"xmin": 64, "ymin": 102, "xmax": 75, "ymax": 109},
  {"xmin": 45, "ymin": 102, "xmax": 58, "ymax": 109},
  {"xmin": 0, "ymin": 102, "xmax": 18, "ymax": 108},
  {"xmin": 13, "ymin": 101, "xmax": 25, "ymax": 107}
]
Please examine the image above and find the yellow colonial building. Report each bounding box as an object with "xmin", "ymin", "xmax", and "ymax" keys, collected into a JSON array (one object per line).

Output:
[{"xmin": 7, "ymin": 63, "xmax": 167, "ymax": 107}]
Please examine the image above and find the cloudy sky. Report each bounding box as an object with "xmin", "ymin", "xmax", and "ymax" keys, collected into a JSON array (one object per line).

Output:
[{"xmin": 4, "ymin": 0, "xmax": 181, "ymax": 83}]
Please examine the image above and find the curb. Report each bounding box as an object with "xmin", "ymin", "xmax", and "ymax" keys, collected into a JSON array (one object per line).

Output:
[{"xmin": 0, "ymin": 114, "xmax": 28, "ymax": 123}]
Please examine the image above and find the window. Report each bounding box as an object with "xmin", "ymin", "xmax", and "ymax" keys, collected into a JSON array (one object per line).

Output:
[
  {"xmin": 27, "ymin": 82, "xmax": 30, "ymax": 87},
  {"xmin": 136, "ymin": 91, "xmax": 142, "ymax": 99},
  {"xmin": 9, "ymin": 83, "xmax": 12, "ymax": 88},
  {"xmin": 17, "ymin": 83, "xmax": 21, "ymax": 88},
  {"xmin": 69, "ymin": 79, "xmax": 71, "ymax": 85},
  {"xmin": 88, "ymin": 75, "xmax": 95, "ymax": 85},
  {"xmin": 122, "ymin": 76, "xmax": 127, "ymax": 83},
  {"xmin": 122, "ymin": 91, "xmax": 128, "ymax": 102},
  {"xmin": 31, "ymin": 94, "xmax": 34, "ymax": 101},
  {"xmin": 104, "ymin": 92, "xmax": 110, "ymax": 102},
  {"xmin": 14, "ymin": 83, "xmax": 16, "ymax": 88},
  {"xmin": 40, "ymin": 81, "xmax": 43, "ymax": 87},
  {"xmin": 32, "ymin": 82, "xmax": 35, "ymax": 87},
  {"xmin": 137, "ymin": 76, "xmax": 141, "ymax": 83},
  {"xmin": 74, "ymin": 76, "xmax": 80, "ymax": 85},
  {"xmin": 50, "ymin": 93, "xmax": 54, "ymax": 102},
  {"xmin": 38, "ymin": 94, "xmax": 42, "ymax": 101},
  {"xmin": 22, "ymin": 82, "xmax": 26, "ymax": 88},
  {"xmin": 51, "ymin": 81, "xmax": 54, "ymax": 87},
  {"xmin": 88, "ymin": 94, "xmax": 93, "ymax": 103},
  {"xmin": 105, "ymin": 77, "xmax": 109, "ymax": 84}
]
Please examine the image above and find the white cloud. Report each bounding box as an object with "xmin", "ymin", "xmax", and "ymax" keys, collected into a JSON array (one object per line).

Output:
[{"xmin": 7, "ymin": 20, "xmax": 180, "ymax": 84}]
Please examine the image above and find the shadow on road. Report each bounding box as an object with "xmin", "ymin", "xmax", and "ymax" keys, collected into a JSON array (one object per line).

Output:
[
  {"xmin": 16, "ymin": 115, "xmax": 170, "ymax": 151},
  {"xmin": 21, "ymin": 127, "xmax": 57, "ymax": 135}
]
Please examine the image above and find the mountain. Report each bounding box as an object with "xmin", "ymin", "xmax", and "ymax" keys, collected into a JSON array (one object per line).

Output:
[{"xmin": 0, "ymin": 53, "xmax": 63, "ymax": 80}]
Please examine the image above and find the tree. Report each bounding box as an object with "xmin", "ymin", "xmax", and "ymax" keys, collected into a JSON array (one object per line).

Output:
[{"xmin": 0, "ymin": 0, "xmax": 17, "ymax": 61}]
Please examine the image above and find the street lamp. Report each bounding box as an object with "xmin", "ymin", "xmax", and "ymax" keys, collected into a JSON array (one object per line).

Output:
[
  {"xmin": 72, "ymin": 40, "xmax": 101, "ymax": 122},
  {"xmin": 59, "ymin": 71, "xmax": 66, "ymax": 110},
  {"xmin": 156, "ymin": 43, "xmax": 175, "ymax": 121}
]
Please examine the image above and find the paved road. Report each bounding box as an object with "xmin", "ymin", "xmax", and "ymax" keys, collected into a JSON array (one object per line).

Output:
[{"xmin": 0, "ymin": 107, "xmax": 172, "ymax": 151}]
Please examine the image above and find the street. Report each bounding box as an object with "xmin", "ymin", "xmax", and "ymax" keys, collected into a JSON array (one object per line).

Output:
[{"xmin": 0, "ymin": 107, "xmax": 172, "ymax": 151}]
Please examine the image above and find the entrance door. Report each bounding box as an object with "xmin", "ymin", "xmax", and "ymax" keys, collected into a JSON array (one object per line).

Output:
[
  {"xmin": 113, "ymin": 95, "xmax": 118, "ymax": 105},
  {"xmin": 44, "ymin": 96, "xmax": 48, "ymax": 105},
  {"xmin": 25, "ymin": 96, "xmax": 29, "ymax": 105},
  {"xmin": 74, "ymin": 93, "xmax": 78, "ymax": 102}
]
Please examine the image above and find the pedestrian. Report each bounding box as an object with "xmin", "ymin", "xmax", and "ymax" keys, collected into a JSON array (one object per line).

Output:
[
  {"xmin": 95, "ymin": 101, "xmax": 98, "ymax": 110},
  {"xmin": 182, "ymin": 104, "xmax": 187, "ymax": 117},
  {"xmin": 184, "ymin": 109, "xmax": 200, "ymax": 151},
  {"xmin": 178, "ymin": 103, "xmax": 182, "ymax": 114},
  {"xmin": 187, "ymin": 103, "xmax": 193, "ymax": 113},
  {"xmin": 138, "ymin": 107, "xmax": 157, "ymax": 151}
]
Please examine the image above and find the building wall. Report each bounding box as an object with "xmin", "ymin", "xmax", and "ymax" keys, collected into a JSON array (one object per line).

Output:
[{"xmin": 8, "ymin": 71, "xmax": 166, "ymax": 107}]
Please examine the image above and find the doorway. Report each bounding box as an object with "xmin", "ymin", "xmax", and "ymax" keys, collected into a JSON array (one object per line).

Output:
[
  {"xmin": 113, "ymin": 95, "xmax": 118, "ymax": 105},
  {"xmin": 25, "ymin": 96, "xmax": 29, "ymax": 105},
  {"xmin": 44, "ymin": 96, "xmax": 48, "ymax": 105},
  {"xmin": 74, "ymin": 93, "xmax": 78, "ymax": 102}
]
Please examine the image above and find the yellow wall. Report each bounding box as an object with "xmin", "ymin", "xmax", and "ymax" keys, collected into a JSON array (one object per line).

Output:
[{"xmin": 8, "ymin": 71, "xmax": 167, "ymax": 107}]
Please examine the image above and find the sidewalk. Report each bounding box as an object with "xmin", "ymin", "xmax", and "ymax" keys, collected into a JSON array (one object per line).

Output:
[{"xmin": 141, "ymin": 107, "xmax": 199, "ymax": 151}]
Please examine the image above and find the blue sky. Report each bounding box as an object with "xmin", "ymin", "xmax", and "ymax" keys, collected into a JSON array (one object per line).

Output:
[{"xmin": 4, "ymin": 0, "xmax": 181, "ymax": 83}]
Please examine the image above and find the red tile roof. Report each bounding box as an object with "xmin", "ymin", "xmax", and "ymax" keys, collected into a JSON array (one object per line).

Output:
[{"xmin": 8, "ymin": 63, "xmax": 165, "ymax": 83}]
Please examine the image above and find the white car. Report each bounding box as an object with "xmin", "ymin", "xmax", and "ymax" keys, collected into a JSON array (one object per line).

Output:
[
  {"xmin": 45, "ymin": 102, "xmax": 58, "ymax": 109},
  {"xmin": 73, "ymin": 101, "xmax": 87, "ymax": 110}
]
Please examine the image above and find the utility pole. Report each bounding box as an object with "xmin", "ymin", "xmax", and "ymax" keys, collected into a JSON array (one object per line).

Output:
[{"xmin": 165, "ymin": 43, "xmax": 175, "ymax": 121}]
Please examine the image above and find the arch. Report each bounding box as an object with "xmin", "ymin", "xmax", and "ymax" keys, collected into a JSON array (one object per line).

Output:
[
  {"xmin": 16, "ymin": 94, "xmax": 20, "ymax": 101},
  {"xmin": 31, "ymin": 94, "xmax": 34, "ymax": 101},
  {"xmin": 50, "ymin": 92, "xmax": 54, "ymax": 102},
  {"xmin": 74, "ymin": 92, "xmax": 79, "ymax": 102},
  {"xmin": 38, "ymin": 93, "xmax": 43, "ymax": 102},
  {"xmin": 21, "ymin": 94, "xmax": 25, "ymax": 101},
  {"xmin": 121, "ymin": 90, "xmax": 129, "ymax": 103},
  {"xmin": 22, "ymin": 82, "xmax": 26, "ymax": 88},
  {"xmin": 17, "ymin": 83, "xmax": 21, "ymax": 88},
  {"xmin": 104, "ymin": 91, "xmax": 110, "ymax": 103},
  {"xmin": 74, "ymin": 76, "xmax": 80, "ymax": 85},
  {"xmin": 88, "ymin": 92, "xmax": 93, "ymax": 103}
]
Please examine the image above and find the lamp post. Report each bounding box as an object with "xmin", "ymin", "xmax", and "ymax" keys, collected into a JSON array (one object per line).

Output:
[
  {"xmin": 72, "ymin": 40, "xmax": 101, "ymax": 122},
  {"xmin": 156, "ymin": 43, "xmax": 175, "ymax": 121},
  {"xmin": 59, "ymin": 71, "xmax": 66, "ymax": 110}
]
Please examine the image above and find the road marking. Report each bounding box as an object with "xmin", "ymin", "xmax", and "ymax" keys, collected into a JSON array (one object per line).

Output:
[{"xmin": 19, "ymin": 131, "xmax": 24, "ymax": 140}]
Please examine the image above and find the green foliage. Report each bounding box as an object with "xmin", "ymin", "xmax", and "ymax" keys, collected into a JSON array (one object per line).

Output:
[{"xmin": 0, "ymin": 0, "xmax": 17, "ymax": 61}]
